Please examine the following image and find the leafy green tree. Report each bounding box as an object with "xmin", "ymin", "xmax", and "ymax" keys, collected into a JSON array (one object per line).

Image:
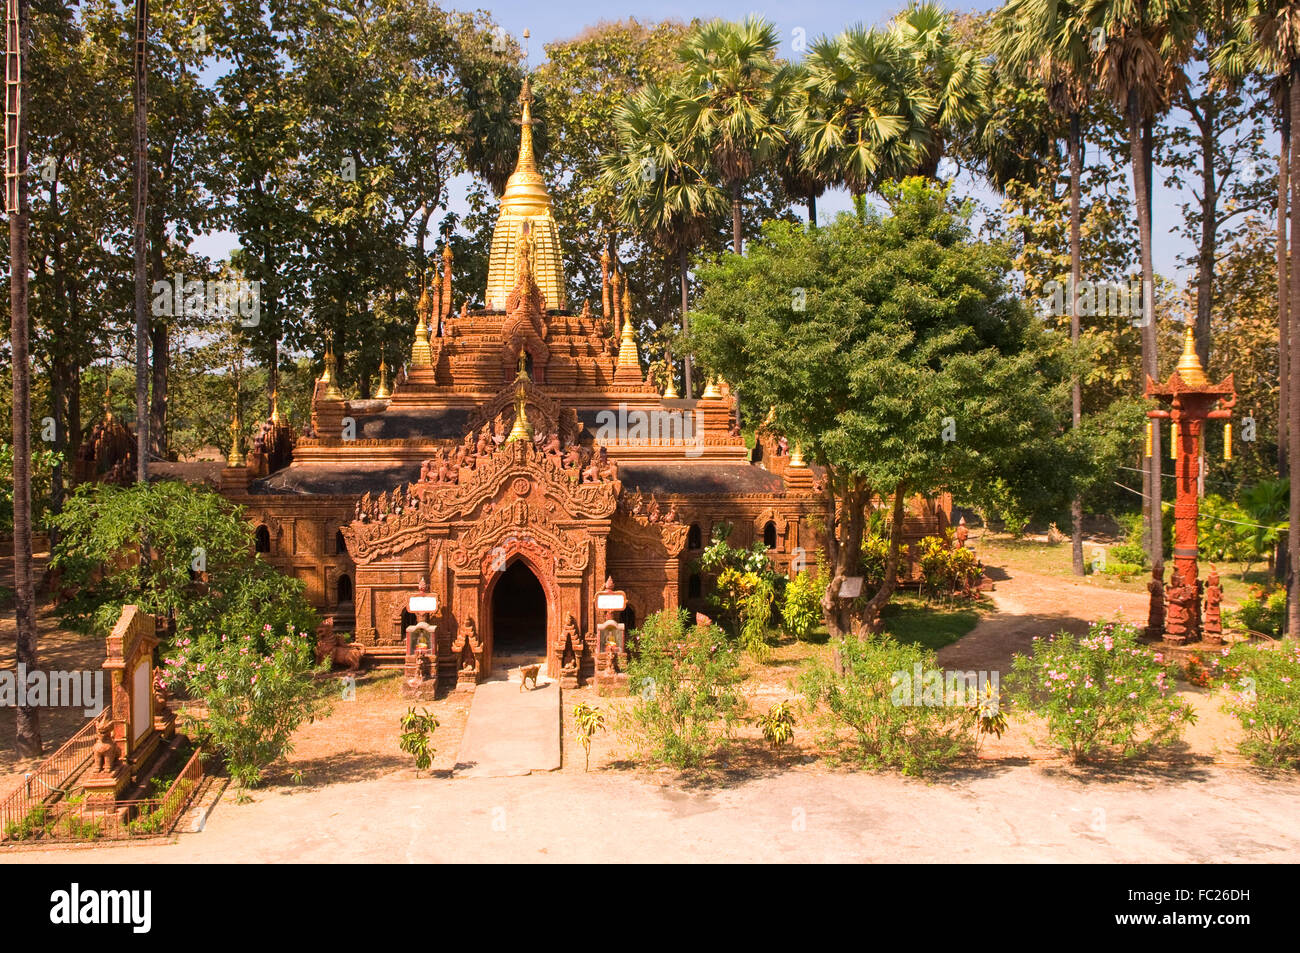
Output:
[
  {"xmin": 689, "ymin": 179, "xmax": 1076, "ymax": 636},
  {"xmin": 49, "ymin": 480, "xmax": 316, "ymax": 639}
]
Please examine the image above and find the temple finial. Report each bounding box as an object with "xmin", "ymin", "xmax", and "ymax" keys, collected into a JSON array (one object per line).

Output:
[{"xmin": 1175, "ymin": 325, "xmax": 1208, "ymax": 387}]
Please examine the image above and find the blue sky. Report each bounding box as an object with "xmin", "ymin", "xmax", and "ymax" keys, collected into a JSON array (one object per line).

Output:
[{"xmin": 193, "ymin": 0, "xmax": 1253, "ymax": 289}]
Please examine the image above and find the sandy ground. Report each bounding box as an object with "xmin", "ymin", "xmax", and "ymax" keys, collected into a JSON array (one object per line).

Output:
[
  {"xmin": 9, "ymin": 760, "xmax": 1299, "ymax": 863},
  {"xmin": 2, "ymin": 539, "xmax": 1295, "ymax": 862}
]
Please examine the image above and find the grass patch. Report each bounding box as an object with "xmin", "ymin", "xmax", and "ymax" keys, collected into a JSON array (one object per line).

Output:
[{"xmin": 878, "ymin": 593, "xmax": 984, "ymax": 652}]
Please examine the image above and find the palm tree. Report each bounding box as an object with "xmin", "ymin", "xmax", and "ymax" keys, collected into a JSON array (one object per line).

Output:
[
  {"xmin": 1089, "ymin": 0, "xmax": 1199, "ymax": 569},
  {"xmin": 6, "ymin": 0, "xmax": 40, "ymax": 756},
  {"xmin": 888, "ymin": 1, "xmax": 989, "ymax": 178},
  {"xmin": 676, "ymin": 16, "xmax": 787, "ymax": 254},
  {"xmin": 997, "ymin": 0, "xmax": 1095, "ymax": 577},
  {"xmin": 794, "ymin": 27, "xmax": 926, "ymax": 206},
  {"xmin": 604, "ymin": 83, "xmax": 727, "ymax": 397}
]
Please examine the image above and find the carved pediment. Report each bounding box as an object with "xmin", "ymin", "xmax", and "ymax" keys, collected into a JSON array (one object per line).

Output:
[
  {"xmin": 610, "ymin": 505, "xmax": 688, "ymax": 558},
  {"xmin": 451, "ymin": 498, "xmax": 590, "ymax": 574}
]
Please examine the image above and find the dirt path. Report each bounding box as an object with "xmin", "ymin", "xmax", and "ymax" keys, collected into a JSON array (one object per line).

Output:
[{"xmin": 937, "ymin": 564, "xmax": 1151, "ymax": 674}]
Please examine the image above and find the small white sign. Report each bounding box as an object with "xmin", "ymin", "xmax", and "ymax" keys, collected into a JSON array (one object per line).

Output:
[
  {"xmin": 408, "ymin": 595, "xmax": 439, "ymax": 613},
  {"xmin": 838, "ymin": 577, "xmax": 864, "ymax": 599},
  {"xmin": 596, "ymin": 592, "xmax": 626, "ymax": 611}
]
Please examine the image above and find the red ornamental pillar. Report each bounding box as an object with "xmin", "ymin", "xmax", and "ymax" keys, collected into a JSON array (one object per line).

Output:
[{"xmin": 1145, "ymin": 328, "xmax": 1236, "ymax": 645}]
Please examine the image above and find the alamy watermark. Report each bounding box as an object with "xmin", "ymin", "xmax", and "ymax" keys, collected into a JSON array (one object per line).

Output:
[
  {"xmin": 1036, "ymin": 276, "xmax": 1153, "ymax": 327},
  {"xmin": 0, "ymin": 664, "xmax": 104, "ymax": 717},
  {"xmin": 151, "ymin": 272, "xmax": 263, "ymax": 326},
  {"xmin": 891, "ymin": 664, "xmax": 1000, "ymax": 712},
  {"xmin": 594, "ymin": 401, "xmax": 705, "ymax": 458}
]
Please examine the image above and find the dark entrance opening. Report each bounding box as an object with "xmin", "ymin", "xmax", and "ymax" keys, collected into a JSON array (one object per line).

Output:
[{"xmin": 492, "ymin": 559, "xmax": 547, "ymax": 656}]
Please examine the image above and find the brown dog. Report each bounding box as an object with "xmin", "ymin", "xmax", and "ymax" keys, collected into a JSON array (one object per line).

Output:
[{"xmin": 519, "ymin": 664, "xmax": 540, "ymax": 692}]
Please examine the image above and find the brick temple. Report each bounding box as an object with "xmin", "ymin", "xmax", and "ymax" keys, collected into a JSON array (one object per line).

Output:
[{"xmin": 94, "ymin": 82, "xmax": 950, "ymax": 686}]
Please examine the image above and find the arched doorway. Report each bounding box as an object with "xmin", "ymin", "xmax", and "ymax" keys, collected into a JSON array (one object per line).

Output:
[{"xmin": 490, "ymin": 559, "xmax": 547, "ymax": 658}]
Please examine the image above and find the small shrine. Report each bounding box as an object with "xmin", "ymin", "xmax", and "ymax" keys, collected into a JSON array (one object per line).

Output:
[{"xmin": 1144, "ymin": 328, "xmax": 1236, "ymax": 646}]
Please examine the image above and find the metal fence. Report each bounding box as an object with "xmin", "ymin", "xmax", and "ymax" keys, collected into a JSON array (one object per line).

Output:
[
  {"xmin": 1, "ymin": 734, "xmax": 207, "ymax": 844},
  {"xmin": 0, "ymin": 711, "xmax": 105, "ymax": 838}
]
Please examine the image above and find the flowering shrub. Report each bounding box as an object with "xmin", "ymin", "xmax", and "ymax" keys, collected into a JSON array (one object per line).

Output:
[
  {"xmin": 1221, "ymin": 641, "xmax": 1300, "ymax": 769},
  {"xmin": 797, "ymin": 636, "xmax": 976, "ymax": 776},
  {"xmin": 1226, "ymin": 584, "xmax": 1286, "ymax": 639},
  {"xmin": 1183, "ymin": 650, "xmax": 1245, "ymax": 689},
  {"xmin": 1009, "ymin": 620, "xmax": 1195, "ymax": 763},
  {"xmin": 622, "ymin": 610, "xmax": 744, "ymax": 769},
  {"xmin": 164, "ymin": 623, "xmax": 331, "ymax": 789}
]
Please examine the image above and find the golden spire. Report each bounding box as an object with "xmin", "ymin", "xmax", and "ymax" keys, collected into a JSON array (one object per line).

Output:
[
  {"xmin": 412, "ymin": 274, "xmax": 434, "ymax": 367},
  {"xmin": 321, "ymin": 345, "xmax": 343, "ymax": 400},
  {"xmin": 702, "ymin": 377, "xmax": 722, "ymax": 399},
  {"xmin": 226, "ymin": 403, "xmax": 245, "ymax": 468},
  {"xmin": 789, "ymin": 444, "xmax": 807, "ymax": 467},
  {"xmin": 507, "ymin": 351, "xmax": 534, "ymax": 442},
  {"xmin": 270, "ymin": 387, "xmax": 280, "ymax": 424},
  {"xmin": 615, "ymin": 286, "xmax": 641, "ymax": 372},
  {"xmin": 663, "ymin": 357, "xmax": 680, "ymax": 399},
  {"xmin": 1175, "ymin": 325, "xmax": 1209, "ymax": 387},
  {"xmin": 374, "ymin": 357, "xmax": 392, "ymax": 399},
  {"xmin": 485, "ymin": 68, "xmax": 566, "ymax": 311}
]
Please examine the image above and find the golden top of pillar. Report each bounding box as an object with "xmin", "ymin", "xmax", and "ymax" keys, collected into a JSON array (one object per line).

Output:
[
  {"xmin": 320, "ymin": 345, "xmax": 343, "ymax": 400},
  {"xmin": 374, "ymin": 358, "xmax": 392, "ymax": 399},
  {"xmin": 485, "ymin": 77, "xmax": 567, "ymax": 312},
  {"xmin": 1175, "ymin": 326, "xmax": 1208, "ymax": 388}
]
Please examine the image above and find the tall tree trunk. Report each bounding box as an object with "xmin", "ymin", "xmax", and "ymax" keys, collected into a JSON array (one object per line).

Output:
[
  {"xmin": 680, "ymin": 245, "xmax": 692, "ymax": 399},
  {"xmin": 731, "ymin": 179, "xmax": 742, "ymax": 255},
  {"xmin": 1288, "ymin": 62, "xmax": 1300, "ymax": 638},
  {"xmin": 807, "ymin": 191, "xmax": 816, "ymax": 228},
  {"xmin": 1194, "ymin": 101, "xmax": 1216, "ymax": 366},
  {"xmin": 132, "ymin": 0, "xmax": 149, "ymax": 482},
  {"xmin": 1069, "ymin": 110, "xmax": 1085, "ymax": 576},
  {"xmin": 863, "ymin": 483, "xmax": 908, "ymax": 634},
  {"xmin": 1278, "ymin": 89, "xmax": 1290, "ymax": 585},
  {"xmin": 7, "ymin": 0, "xmax": 40, "ymax": 756},
  {"xmin": 1131, "ymin": 95, "xmax": 1163, "ymax": 568},
  {"xmin": 148, "ymin": 235, "xmax": 166, "ymax": 459}
]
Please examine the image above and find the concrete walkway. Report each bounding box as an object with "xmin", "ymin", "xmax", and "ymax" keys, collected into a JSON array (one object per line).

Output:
[{"xmin": 453, "ymin": 673, "xmax": 560, "ymax": 778}]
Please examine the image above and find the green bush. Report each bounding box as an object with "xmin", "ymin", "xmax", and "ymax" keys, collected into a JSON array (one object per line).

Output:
[
  {"xmin": 1221, "ymin": 641, "xmax": 1300, "ymax": 769},
  {"xmin": 1101, "ymin": 561, "xmax": 1144, "ymax": 579},
  {"xmin": 622, "ymin": 610, "xmax": 745, "ymax": 769},
  {"xmin": 797, "ymin": 636, "xmax": 976, "ymax": 775},
  {"xmin": 1226, "ymin": 585, "xmax": 1287, "ymax": 638},
  {"xmin": 781, "ymin": 569, "xmax": 823, "ymax": 640},
  {"xmin": 915, "ymin": 531, "xmax": 980, "ymax": 598},
  {"xmin": 1009, "ymin": 620, "xmax": 1195, "ymax": 762},
  {"xmin": 1109, "ymin": 542, "xmax": 1147, "ymax": 567},
  {"xmin": 163, "ymin": 623, "xmax": 331, "ymax": 790}
]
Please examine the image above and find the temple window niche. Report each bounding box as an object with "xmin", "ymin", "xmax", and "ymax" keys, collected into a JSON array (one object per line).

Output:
[
  {"xmin": 763, "ymin": 521, "xmax": 778, "ymax": 549},
  {"xmin": 687, "ymin": 523, "xmax": 702, "ymax": 550},
  {"xmin": 255, "ymin": 524, "xmax": 271, "ymax": 553}
]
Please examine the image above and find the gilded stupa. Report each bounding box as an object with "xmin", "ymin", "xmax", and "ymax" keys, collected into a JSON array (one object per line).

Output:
[{"xmin": 484, "ymin": 77, "xmax": 567, "ymax": 312}]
